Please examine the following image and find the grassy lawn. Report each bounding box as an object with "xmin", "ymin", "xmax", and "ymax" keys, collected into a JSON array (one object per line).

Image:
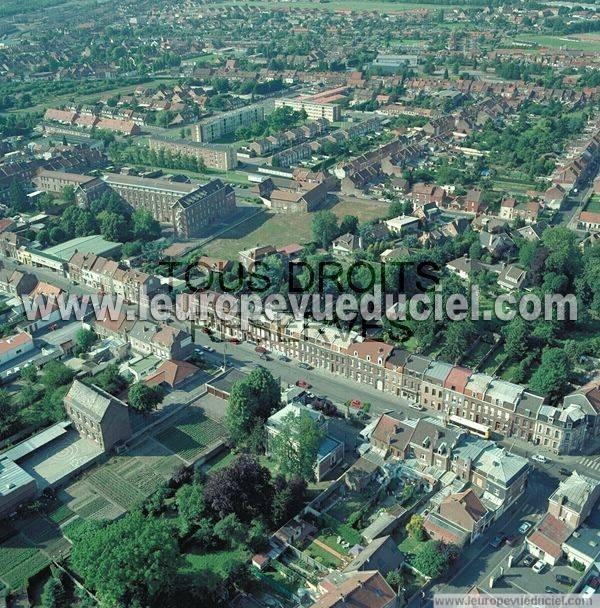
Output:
[
  {"xmin": 204, "ymin": 449, "xmax": 236, "ymax": 474},
  {"xmin": 327, "ymin": 493, "xmax": 367, "ymax": 523},
  {"xmin": 304, "ymin": 542, "xmax": 343, "ymax": 569},
  {"xmin": 509, "ymin": 34, "xmax": 600, "ymax": 52},
  {"xmin": 321, "ymin": 514, "xmax": 363, "ymax": 546},
  {"xmin": 397, "ymin": 534, "xmax": 426, "ymax": 556},
  {"xmin": 317, "ymin": 532, "xmax": 353, "ymax": 557},
  {"xmin": 179, "ymin": 548, "xmax": 249, "ymax": 584},
  {"xmin": 203, "ymin": 197, "xmax": 387, "ymax": 260}
]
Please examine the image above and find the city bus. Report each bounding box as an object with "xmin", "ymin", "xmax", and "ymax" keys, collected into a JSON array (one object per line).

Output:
[{"xmin": 448, "ymin": 415, "xmax": 492, "ymax": 439}]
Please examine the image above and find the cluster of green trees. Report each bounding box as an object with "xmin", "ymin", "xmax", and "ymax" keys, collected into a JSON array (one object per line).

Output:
[
  {"xmin": 0, "ymin": 76, "xmax": 145, "ymax": 112},
  {"xmin": 235, "ymin": 106, "xmax": 307, "ymax": 141},
  {"xmin": 107, "ymin": 141, "xmax": 207, "ymax": 175},
  {"xmin": 205, "ymin": 76, "xmax": 285, "ymax": 98},
  {"xmin": 68, "ymin": 453, "xmax": 307, "ymax": 607},
  {"xmin": 225, "ymin": 367, "xmax": 324, "ymax": 481},
  {"xmin": 0, "ymin": 361, "xmax": 75, "ymax": 441},
  {"xmin": 37, "ymin": 191, "xmax": 161, "ymax": 248},
  {"xmin": 465, "ymin": 109, "xmax": 586, "ymax": 178},
  {"xmin": 495, "ymin": 226, "xmax": 599, "ymax": 401},
  {"xmin": 0, "ymin": 111, "xmax": 41, "ymax": 138}
]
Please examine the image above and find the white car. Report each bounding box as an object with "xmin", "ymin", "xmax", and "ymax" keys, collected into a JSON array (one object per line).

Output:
[
  {"xmin": 409, "ymin": 403, "xmax": 425, "ymax": 411},
  {"xmin": 532, "ymin": 560, "xmax": 545, "ymax": 574},
  {"xmin": 531, "ymin": 454, "xmax": 547, "ymax": 464},
  {"xmin": 518, "ymin": 522, "xmax": 532, "ymax": 535},
  {"xmin": 203, "ymin": 346, "xmax": 215, "ymax": 353}
]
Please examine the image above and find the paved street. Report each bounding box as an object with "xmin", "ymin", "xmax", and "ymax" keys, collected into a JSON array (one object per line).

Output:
[{"xmin": 187, "ymin": 326, "xmax": 426, "ymax": 419}]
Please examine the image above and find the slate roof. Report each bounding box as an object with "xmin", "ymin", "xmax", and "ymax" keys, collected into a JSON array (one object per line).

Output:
[
  {"xmin": 343, "ymin": 536, "xmax": 403, "ymax": 575},
  {"xmin": 64, "ymin": 380, "xmax": 126, "ymax": 422},
  {"xmin": 472, "ymin": 446, "xmax": 528, "ymax": 486},
  {"xmin": 549, "ymin": 471, "xmax": 600, "ymax": 513}
]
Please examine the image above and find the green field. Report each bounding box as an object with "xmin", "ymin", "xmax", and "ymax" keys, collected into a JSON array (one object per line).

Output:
[
  {"xmin": 155, "ymin": 410, "xmax": 227, "ymax": 463},
  {"xmin": 510, "ymin": 34, "xmax": 600, "ymax": 52},
  {"xmin": 203, "ymin": 197, "xmax": 388, "ymax": 259},
  {"xmin": 219, "ymin": 1, "xmax": 476, "ymax": 11}
]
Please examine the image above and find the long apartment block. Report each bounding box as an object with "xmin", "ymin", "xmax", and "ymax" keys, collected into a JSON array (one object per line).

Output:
[
  {"xmin": 181, "ymin": 291, "xmax": 600, "ymax": 455},
  {"xmin": 148, "ymin": 136, "xmax": 238, "ymax": 171},
  {"xmin": 192, "ymin": 105, "xmax": 265, "ymax": 143}
]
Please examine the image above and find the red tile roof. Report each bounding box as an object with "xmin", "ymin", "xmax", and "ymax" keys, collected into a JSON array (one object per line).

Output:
[
  {"xmin": 144, "ymin": 360, "xmax": 199, "ymax": 388},
  {"xmin": 314, "ymin": 571, "xmax": 396, "ymax": 608},
  {"xmin": 444, "ymin": 366, "xmax": 472, "ymax": 392},
  {"xmin": 0, "ymin": 331, "xmax": 32, "ymax": 355}
]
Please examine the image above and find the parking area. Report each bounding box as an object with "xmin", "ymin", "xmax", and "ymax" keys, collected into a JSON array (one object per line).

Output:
[{"xmin": 492, "ymin": 549, "xmax": 580, "ymax": 595}]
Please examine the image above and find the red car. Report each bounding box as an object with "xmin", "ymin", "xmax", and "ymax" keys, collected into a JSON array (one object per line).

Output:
[
  {"xmin": 229, "ymin": 338, "xmax": 240, "ymax": 344},
  {"xmin": 296, "ymin": 379, "xmax": 311, "ymax": 389},
  {"xmin": 350, "ymin": 399, "xmax": 362, "ymax": 409}
]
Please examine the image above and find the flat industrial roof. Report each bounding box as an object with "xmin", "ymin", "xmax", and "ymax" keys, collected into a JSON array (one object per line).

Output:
[
  {"xmin": 43, "ymin": 234, "xmax": 121, "ymax": 261},
  {"xmin": 0, "ymin": 458, "xmax": 35, "ymax": 498},
  {"xmin": 1, "ymin": 421, "xmax": 70, "ymax": 462}
]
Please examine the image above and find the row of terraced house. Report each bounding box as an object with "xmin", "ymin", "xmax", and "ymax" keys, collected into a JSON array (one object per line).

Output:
[{"xmin": 182, "ymin": 291, "xmax": 600, "ymax": 455}]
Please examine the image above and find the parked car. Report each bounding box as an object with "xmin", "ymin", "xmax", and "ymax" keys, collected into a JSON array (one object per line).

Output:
[
  {"xmin": 228, "ymin": 338, "xmax": 240, "ymax": 344},
  {"xmin": 278, "ymin": 355, "xmax": 290, "ymax": 362},
  {"xmin": 544, "ymin": 587, "xmax": 559, "ymax": 594},
  {"xmin": 532, "ymin": 560, "xmax": 545, "ymax": 574},
  {"xmin": 555, "ymin": 574, "xmax": 576, "ymax": 586},
  {"xmin": 518, "ymin": 522, "xmax": 532, "ymax": 535},
  {"xmin": 350, "ymin": 399, "xmax": 362, "ymax": 409},
  {"xmin": 296, "ymin": 379, "xmax": 311, "ymax": 389},
  {"xmin": 506, "ymin": 535, "xmax": 519, "ymax": 547},
  {"xmin": 522, "ymin": 555, "xmax": 535, "ymax": 567},
  {"xmin": 409, "ymin": 403, "xmax": 425, "ymax": 411},
  {"xmin": 531, "ymin": 454, "xmax": 547, "ymax": 463},
  {"xmin": 203, "ymin": 346, "xmax": 215, "ymax": 353},
  {"xmin": 489, "ymin": 535, "xmax": 505, "ymax": 549},
  {"xmin": 298, "ymin": 362, "xmax": 312, "ymax": 370},
  {"xmin": 558, "ymin": 467, "xmax": 570, "ymax": 476}
]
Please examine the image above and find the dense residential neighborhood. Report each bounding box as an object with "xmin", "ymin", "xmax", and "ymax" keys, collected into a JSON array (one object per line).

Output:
[{"xmin": 0, "ymin": 0, "xmax": 599, "ymax": 607}]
